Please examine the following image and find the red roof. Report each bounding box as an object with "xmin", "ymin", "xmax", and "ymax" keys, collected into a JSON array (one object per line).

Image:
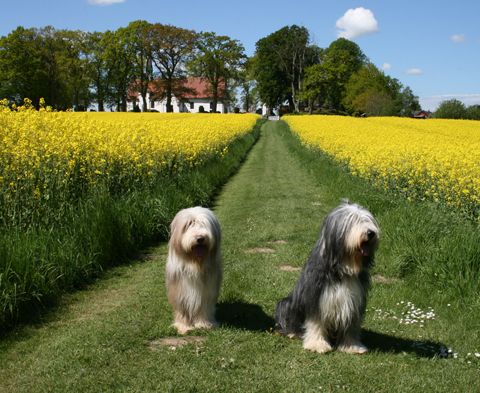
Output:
[
  {"xmin": 181, "ymin": 77, "xmax": 226, "ymax": 99},
  {"xmin": 129, "ymin": 77, "xmax": 226, "ymax": 101}
]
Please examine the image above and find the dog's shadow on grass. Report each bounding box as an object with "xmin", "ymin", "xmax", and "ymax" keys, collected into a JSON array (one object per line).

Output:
[
  {"xmin": 362, "ymin": 329, "xmax": 447, "ymax": 358},
  {"xmin": 215, "ymin": 303, "xmax": 447, "ymax": 358},
  {"xmin": 217, "ymin": 301, "xmax": 275, "ymax": 332}
]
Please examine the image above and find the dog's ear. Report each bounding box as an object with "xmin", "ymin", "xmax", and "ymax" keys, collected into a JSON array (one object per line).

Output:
[
  {"xmin": 170, "ymin": 212, "xmax": 186, "ymax": 238},
  {"xmin": 170, "ymin": 214, "xmax": 179, "ymax": 234},
  {"xmin": 169, "ymin": 212, "xmax": 188, "ymax": 252}
]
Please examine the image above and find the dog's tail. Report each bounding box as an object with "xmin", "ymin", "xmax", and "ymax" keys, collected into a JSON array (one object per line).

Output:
[{"xmin": 274, "ymin": 295, "xmax": 305, "ymax": 338}]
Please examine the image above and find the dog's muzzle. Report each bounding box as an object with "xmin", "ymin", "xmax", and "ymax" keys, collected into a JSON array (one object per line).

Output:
[
  {"xmin": 360, "ymin": 230, "xmax": 377, "ymax": 256},
  {"xmin": 191, "ymin": 236, "xmax": 209, "ymax": 259}
]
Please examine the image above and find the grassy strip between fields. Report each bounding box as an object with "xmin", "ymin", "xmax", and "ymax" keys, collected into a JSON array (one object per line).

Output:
[
  {"xmin": 0, "ymin": 120, "xmax": 478, "ymax": 392},
  {"xmin": 0, "ymin": 120, "xmax": 263, "ymax": 331}
]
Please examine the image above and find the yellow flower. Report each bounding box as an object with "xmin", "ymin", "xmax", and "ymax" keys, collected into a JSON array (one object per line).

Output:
[
  {"xmin": 284, "ymin": 115, "xmax": 480, "ymax": 215},
  {"xmin": 0, "ymin": 109, "xmax": 259, "ymax": 224}
]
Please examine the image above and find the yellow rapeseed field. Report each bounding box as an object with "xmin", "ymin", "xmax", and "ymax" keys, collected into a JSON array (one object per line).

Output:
[
  {"xmin": 284, "ymin": 115, "xmax": 480, "ymax": 215},
  {"xmin": 0, "ymin": 103, "xmax": 258, "ymax": 225}
]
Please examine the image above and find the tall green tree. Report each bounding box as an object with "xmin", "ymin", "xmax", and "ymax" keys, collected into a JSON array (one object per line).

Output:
[
  {"xmin": 150, "ymin": 24, "xmax": 196, "ymax": 112},
  {"xmin": 299, "ymin": 62, "xmax": 330, "ymax": 114},
  {"xmin": 85, "ymin": 31, "xmax": 108, "ymax": 111},
  {"xmin": 250, "ymin": 47, "xmax": 288, "ymax": 112},
  {"xmin": 270, "ymin": 25, "xmax": 310, "ymax": 112},
  {"xmin": 37, "ymin": 26, "xmax": 71, "ymax": 108},
  {"xmin": 398, "ymin": 86, "xmax": 421, "ymax": 117},
  {"xmin": 237, "ymin": 57, "xmax": 259, "ymax": 112},
  {"xmin": 0, "ymin": 26, "xmax": 71, "ymax": 108},
  {"xmin": 57, "ymin": 29, "xmax": 92, "ymax": 111},
  {"xmin": 434, "ymin": 99, "xmax": 467, "ymax": 119},
  {"xmin": 0, "ymin": 26, "xmax": 44, "ymax": 104},
  {"xmin": 125, "ymin": 20, "xmax": 154, "ymax": 112},
  {"xmin": 465, "ymin": 105, "xmax": 480, "ymax": 120},
  {"xmin": 253, "ymin": 25, "xmax": 313, "ymax": 113},
  {"xmin": 102, "ymin": 28, "xmax": 135, "ymax": 111},
  {"xmin": 342, "ymin": 63, "xmax": 419, "ymax": 116},
  {"xmin": 188, "ymin": 32, "xmax": 245, "ymax": 113},
  {"xmin": 320, "ymin": 38, "xmax": 366, "ymax": 110}
]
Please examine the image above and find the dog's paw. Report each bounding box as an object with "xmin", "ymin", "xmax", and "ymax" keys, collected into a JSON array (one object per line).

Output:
[
  {"xmin": 193, "ymin": 319, "xmax": 217, "ymax": 330},
  {"xmin": 338, "ymin": 342, "xmax": 368, "ymax": 354},
  {"xmin": 173, "ymin": 322, "xmax": 194, "ymax": 335},
  {"xmin": 303, "ymin": 338, "xmax": 333, "ymax": 354}
]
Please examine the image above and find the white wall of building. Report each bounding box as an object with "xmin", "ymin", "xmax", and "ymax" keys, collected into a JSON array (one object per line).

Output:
[{"xmin": 127, "ymin": 92, "xmax": 225, "ymax": 113}]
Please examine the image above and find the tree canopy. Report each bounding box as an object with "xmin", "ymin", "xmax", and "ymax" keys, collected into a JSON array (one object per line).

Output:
[
  {"xmin": 434, "ymin": 99, "xmax": 467, "ymax": 119},
  {"xmin": 341, "ymin": 63, "xmax": 421, "ymax": 116},
  {"xmin": 0, "ymin": 22, "xmax": 424, "ymax": 116},
  {"xmin": 151, "ymin": 23, "xmax": 196, "ymax": 112},
  {"xmin": 187, "ymin": 32, "xmax": 246, "ymax": 113},
  {"xmin": 252, "ymin": 25, "xmax": 319, "ymax": 112}
]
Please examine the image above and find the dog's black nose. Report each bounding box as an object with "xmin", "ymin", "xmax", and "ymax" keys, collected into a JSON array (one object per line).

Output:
[
  {"xmin": 196, "ymin": 236, "xmax": 205, "ymax": 244},
  {"xmin": 367, "ymin": 229, "xmax": 376, "ymax": 240}
]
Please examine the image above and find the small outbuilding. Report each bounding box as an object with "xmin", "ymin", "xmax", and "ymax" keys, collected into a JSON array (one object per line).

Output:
[{"xmin": 412, "ymin": 110, "xmax": 431, "ymax": 119}]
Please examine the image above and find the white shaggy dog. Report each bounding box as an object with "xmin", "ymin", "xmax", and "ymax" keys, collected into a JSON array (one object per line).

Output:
[
  {"xmin": 166, "ymin": 206, "xmax": 222, "ymax": 334},
  {"xmin": 275, "ymin": 201, "xmax": 380, "ymax": 354}
]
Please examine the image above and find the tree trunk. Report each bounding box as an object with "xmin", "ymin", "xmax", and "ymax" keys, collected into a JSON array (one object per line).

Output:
[
  {"xmin": 244, "ymin": 89, "xmax": 250, "ymax": 112},
  {"xmin": 287, "ymin": 94, "xmax": 294, "ymax": 113},
  {"xmin": 141, "ymin": 93, "xmax": 148, "ymax": 112},
  {"xmin": 212, "ymin": 86, "xmax": 218, "ymax": 113},
  {"xmin": 73, "ymin": 91, "xmax": 79, "ymax": 111},
  {"xmin": 166, "ymin": 81, "xmax": 173, "ymax": 112},
  {"xmin": 291, "ymin": 81, "xmax": 300, "ymax": 113}
]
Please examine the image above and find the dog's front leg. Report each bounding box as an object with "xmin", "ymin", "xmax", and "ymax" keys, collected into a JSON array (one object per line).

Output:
[
  {"xmin": 337, "ymin": 326, "xmax": 367, "ymax": 354},
  {"xmin": 302, "ymin": 319, "xmax": 333, "ymax": 353},
  {"xmin": 193, "ymin": 302, "xmax": 217, "ymax": 329},
  {"xmin": 173, "ymin": 311, "xmax": 195, "ymax": 335}
]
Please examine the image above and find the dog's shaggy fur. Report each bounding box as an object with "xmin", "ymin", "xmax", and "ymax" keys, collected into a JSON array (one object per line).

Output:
[
  {"xmin": 275, "ymin": 201, "xmax": 380, "ymax": 354},
  {"xmin": 166, "ymin": 206, "xmax": 222, "ymax": 334}
]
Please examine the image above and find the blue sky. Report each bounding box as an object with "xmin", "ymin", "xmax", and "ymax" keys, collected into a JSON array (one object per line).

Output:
[{"xmin": 1, "ymin": 0, "xmax": 480, "ymax": 111}]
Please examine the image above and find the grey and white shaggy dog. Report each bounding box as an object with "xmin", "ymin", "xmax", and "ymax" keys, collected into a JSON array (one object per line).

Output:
[
  {"xmin": 166, "ymin": 206, "xmax": 222, "ymax": 334},
  {"xmin": 275, "ymin": 201, "xmax": 380, "ymax": 354}
]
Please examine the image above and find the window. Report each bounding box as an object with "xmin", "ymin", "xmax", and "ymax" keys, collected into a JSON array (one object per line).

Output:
[{"xmin": 190, "ymin": 102, "xmax": 194, "ymax": 109}]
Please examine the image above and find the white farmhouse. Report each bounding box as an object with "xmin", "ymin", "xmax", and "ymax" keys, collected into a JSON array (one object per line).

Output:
[{"xmin": 127, "ymin": 77, "xmax": 228, "ymax": 113}]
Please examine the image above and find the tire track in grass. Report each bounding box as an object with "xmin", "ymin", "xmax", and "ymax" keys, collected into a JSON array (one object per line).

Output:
[{"xmin": 214, "ymin": 120, "xmax": 333, "ymax": 309}]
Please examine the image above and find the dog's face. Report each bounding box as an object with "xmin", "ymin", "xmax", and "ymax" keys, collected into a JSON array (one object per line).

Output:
[
  {"xmin": 345, "ymin": 214, "xmax": 379, "ymax": 258},
  {"xmin": 345, "ymin": 205, "xmax": 379, "ymax": 274},
  {"xmin": 323, "ymin": 202, "xmax": 380, "ymax": 275},
  {"xmin": 181, "ymin": 217, "xmax": 214, "ymax": 260},
  {"xmin": 169, "ymin": 207, "xmax": 220, "ymax": 262}
]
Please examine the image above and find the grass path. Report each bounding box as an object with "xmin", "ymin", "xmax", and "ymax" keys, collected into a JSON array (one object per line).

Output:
[{"xmin": 1, "ymin": 121, "xmax": 479, "ymax": 392}]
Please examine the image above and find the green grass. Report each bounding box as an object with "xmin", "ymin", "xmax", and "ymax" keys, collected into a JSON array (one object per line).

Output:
[{"xmin": 0, "ymin": 120, "xmax": 478, "ymax": 392}]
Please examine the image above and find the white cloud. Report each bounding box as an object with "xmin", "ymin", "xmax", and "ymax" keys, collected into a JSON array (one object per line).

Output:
[
  {"xmin": 88, "ymin": 0, "xmax": 126, "ymax": 5},
  {"xmin": 450, "ymin": 34, "xmax": 465, "ymax": 43},
  {"xmin": 406, "ymin": 68, "xmax": 423, "ymax": 75},
  {"xmin": 420, "ymin": 94, "xmax": 480, "ymax": 111},
  {"xmin": 382, "ymin": 63, "xmax": 392, "ymax": 71},
  {"xmin": 336, "ymin": 7, "xmax": 379, "ymax": 39}
]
